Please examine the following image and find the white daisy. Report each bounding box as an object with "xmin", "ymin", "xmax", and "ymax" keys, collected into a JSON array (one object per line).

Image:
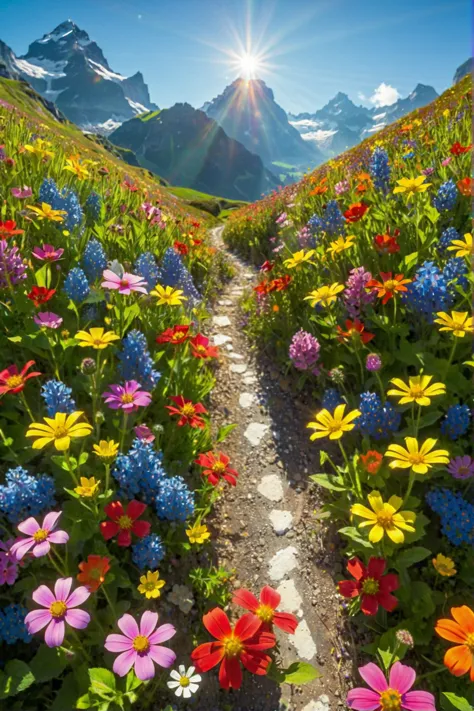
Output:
[{"xmin": 167, "ymin": 664, "xmax": 202, "ymax": 698}]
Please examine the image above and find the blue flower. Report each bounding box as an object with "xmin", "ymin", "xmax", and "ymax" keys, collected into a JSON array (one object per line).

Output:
[
  {"xmin": 156, "ymin": 476, "xmax": 194, "ymax": 522},
  {"xmin": 440, "ymin": 404, "xmax": 471, "ymax": 440},
  {"xmin": 41, "ymin": 380, "xmax": 76, "ymax": 416},
  {"xmin": 426, "ymin": 488, "xmax": 474, "ymax": 546},
  {"xmin": 0, "ymin": 467, "xmax": 56, "ymax": 524},
  {"xmin": 0, "ymin": 604, "xmax": 32, "ymax": 644},
  {"xmin": 132, "ymin": 534, "xmax": 165, "ymax": 570},
  {"xmin": 443, "ymin": 257, "xmax": 469, "ymax": 292},
  {"xmin": 321, "ymin": 388, "xmax": 344, "ymax": 410},
  {"xmin": 437, "ymin": 227, "xmax": 460, "ymax": 255},
  {"xmin": 82, "ymin": 238, "xmax": 107, "ymax": 281},
  {"xmin": 158, "ymin": 248, "xmax": 201, "ymax": 306},
  {"xmin": 39, "ymin": 178, "xmax": 84, "ymax": 230},
  {"xmin": 64, "ymin": 267, "xmax": 90, "ymax": 302},
  {"xmin": 308, "ymin": 200, "xmax": 345, "ymax": 237},
  {"xmin": 112, "ymin": 438, "xmax": 167, "ymax": 502},
  {"xmin": 433, "ymin": 179, "xmax": 458, "ymax": 212},
  {"xmin": 85, "ymin": 192, "xmax": 102, "ymax": 221},
  {"xmin": 134, "ymin": 252, "xmax": 161, "ymax": 290},
  {"xmin": 369, "ymin": 147, "xmax": 391, "ymax": 192},
  {"xmin": 403, "ymin": 260, "xmax": 452, "ymax": 322},
  {"xmin": 356, "ymin": 392, "xmax": 401, "ymax": 440},
  {"xmin": 118, "ymin": 330, "xmax": 161, "ymax": 391}
]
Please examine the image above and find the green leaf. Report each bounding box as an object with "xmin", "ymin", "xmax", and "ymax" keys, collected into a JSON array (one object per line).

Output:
[
  {"xmin": 441, "ymin": 692, "xmax": 474, "ymax": 711},
  {"xmin": 278, "ymin": 662, "xmax": 321, "ymax": 685},
  {"xmin": 215, "ymin": 423, "xmax": 237, "ymax": 443},
  {"xmin": 125, "ymin": 670, "xmax": 143, "ymax": 692},
  {"xmin": 338, "ymin": 526, "xmax": 373, "ymax": 548},
  {"xmin": 404, "ymin": 251, "xmax": 419, "ymax": 270},
  {"xmin": 0, "ymin": 660, "xmax": 35, "ymax": 699},
  {"xmin": 88, "ymin": 668, "xmax": 116, "ymax": 698},
  {"xmin": 394, "ymin": 547, "xmax": 431, "ymax": 570},
  {"xmin": 29, "ymin": 645, "xmax": 68, "ymax": 682},
  {"xmin": 378, "ymin": 648, "xmax": 397, "ymax": 671},
  {"xmin": 51, "ymin": 673, "xmax": 80, "ymax": 711},
  {"xmin": 310, "ymin": 473, "xmax": 347, "ymax": 492},
  {"xmin": 76, "ymin": 694, "xmax": 92, "ymax": 709}
]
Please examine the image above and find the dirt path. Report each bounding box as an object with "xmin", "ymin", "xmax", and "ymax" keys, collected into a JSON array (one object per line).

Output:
[{"xmin": 194, "ymin": 227, "xmax": 351, "ymax": 711}]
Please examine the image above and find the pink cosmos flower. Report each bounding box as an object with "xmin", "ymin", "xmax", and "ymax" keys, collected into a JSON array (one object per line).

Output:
[
  {"xmin": 134, "ymin": 424, "xmax": 155, "ymax": 443},
  {"xmin": 105, "ymin": 611, "xmax": 176, "ymax": 681},
  {"xmin": 347, "ymin": 662, "xmax": 435, "ymax": 711},
  {"xmin": 32, "ymin": 244, "xmax": 64, "ymax": 262},
  {"xmin": 11, "ymin": 186, "xmax": 33, "ymax": 199},
  {"xmin": 0, "ymin": 539, "xmax": 19, "ymax": 585},
  {"xmin": 102, "ymin": 380, "xmax": 152, "ymax": 413},
  {"xmin": 25, "ymin": 577, "xmax": 90, "ymax": 648},
  {"xmin": 11, "ymin": 511, "xmax": 69, "ymax": 561},
  {"xmin": 34, "ymin": 312, "xmax": 63, "ymax": 329},
  {"xmin": 101, "ymin": 269, "xmax": 148, "ymax": 295}
]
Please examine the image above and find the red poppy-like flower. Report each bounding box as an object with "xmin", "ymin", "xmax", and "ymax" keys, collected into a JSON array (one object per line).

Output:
[
  {"xmin": 174, "ymin": 241, "xmax": 189, "ymax": 255},
  {"xmin": 366, "ymin": 272, "xmax": 411, "ymax": 305},
  {"xmin": 191, "ymin": 607, "xmax": 276, "ymax": 689},
  {"xmin": 77, "ymin": 555, "xmax": 110, "ymax": 592},
  {"xmin": 156, "ymin": 325, "xmax": 190, "ymax": 345},
  {"xmin": 360, "ymin": 450, "xmax": 383, "ymax": 475},
  {"xmin": 0, "ymin": 220, "xmax": 24, "ymax": 237},
  {"xmin": 450, "ymin": 142, "xmax": 472, "ymax": 156},
  {"xmin": 100, "ymin": 500, "xmax": 150, "ymax": 547},
  {"xmin": 121, "ymin": 179, "xmax": 138, "ymax": 192},
  {"xmin": 254, "ymin": 280, "xmax": 272, "ymax": 295},
  {"xmin": 27, "ymin": 286, "xmax": 56, "ymax": 307},
  {"xmin": 337, "ymin": 319, "xmax": 374, "ymax": 345},
  {"xmin": 191, "ymin": 221, "xmax": 201, "ymax": 229},
  {"xmin": 338, "ymin": 557, "xmax": 399, "ymax": 615},
  {"xmin": 233, "ymin": 585, "xmax": 298, "ymax": 634},
  {"xmin": 457, "ymin": 177, "xmax": 472, "ymax": 197},
  {"xmin": 344, "ymin": 202, "xmax": 369, "ymax": 223},
  {"xmin": 269, "ymin": 275, "xmax": 292, "ymax": 292},
  {"xmin": 374, "ymin": 229, "xmax": 400, "ymax": 254},
  {"xmin": 0, "ymin": 360, "xmax": 41, "ymax": 395},
  {"xmin": 189, "ymin": 334, "xmax": 219, "ymax": 359},
  {"xmin": 195, "ymin": 451, "xmax": 239, "ymax": 486},
  {"xmin": 260, "ymin": 260, "xmax": 274, "ymax": 273},
  {"xmin": 191, "ymin": 239, "xmax": 202, "ymax": 246},
  {"xmin": 166, "ymin": 395, "xmax": 208, "ymax": 428}
]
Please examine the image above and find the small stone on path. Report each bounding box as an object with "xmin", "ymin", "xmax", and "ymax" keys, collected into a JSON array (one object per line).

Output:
[
  {"xmin": 290, "ymin": 618, "xmax": 317, "ymax": 660},
  {"xmin": 230, "ymin": 363, "xmax": 247, "ymax": 374},
  {"xmin": 269, "ymin": 510, "xmax": 293, "ymax": 535},
  {"xmin": 239, "ymin": 392, "xmax": 255, "ymax": 408},
  {"xmin": 268, "ymin": 546, "xmax": 298, "ymax": 581},
  {"xmin": 244, "ymin": 422, "xmax": 269, "ymax": 446},
  {"xmin": 213, "ymin": 334, "xmax": 232, "ymax": 346},
  {"xmin": 242, "ymin": 374, "xmax": 257, "ymax": 385},
  {"xmin": 218, "ymin": 299, "xmax": 233, "ymax": 306},
  {"xmin": 229, "ymin": 352, "xmax": 244, "ymax": 360},
  {"xmin": 302, "ymin": 696, "xmax": 330, "ymax": 711},
  {"xmin": 257, "ymin": 474, "xmax": 283, "ymax": 502},
  {"xmin": 213, "ymin": 315, "xmax": 231, "ymax": 327},
  {"xmin": 276, "ymin": 579, "xmax": 302, "ymax": 612}
]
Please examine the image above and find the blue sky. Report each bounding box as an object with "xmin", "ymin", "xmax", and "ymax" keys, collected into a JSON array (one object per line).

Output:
[{"xmin": 1, "ymin": 0, "xmax": 469, "ymax": 114}]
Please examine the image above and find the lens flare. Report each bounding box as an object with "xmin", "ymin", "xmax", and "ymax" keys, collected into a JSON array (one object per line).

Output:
[{"xmin": 238, "ymin": 53, "xmax": 262, "ymax": 79}]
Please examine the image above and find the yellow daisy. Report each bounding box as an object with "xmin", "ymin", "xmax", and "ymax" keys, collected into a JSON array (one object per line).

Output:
[
  {"xmin": 27, "ymin": 202, "xmax": 67, "ymax": 222},
  {"xmin": 93, "ymin": 440, "xmax": 119, "ymax": 459},
  {"xmin": 434, "ymin": 311, "xmax": 474, "ymax": 337},
  {"xmin": 385, "ymin": 437, "xmax": 449, "ymax": 475},
  {"xmin": 432, "ymin": 553, "xmax": 456, "ymax": 577},
  {"xmin": 307, "ymin": 404, "xmax": 361, "ymax": 441},
  {"xmin": 283, "ymin": 249, "xmax": 315, "ymax": 269},
  {"xmin": 326, "ymin": 235, "xmax": 356, "ymax": 259},
  {"xmin": 186, "ymin": 523, "xmax": 211, "ymax": 544},
  {"xmin": 26, "ymin": 412, "xmax": 92, "ymax": 451},
  {"xmin": 393, "ymin": 176, "xmax": 431, "ymax": 198},
  {"xmin": 75, "ymin": 327, "xmax": 120, "ymax": 350},
  {"xmin": 351, "ymin": 491, "xmax": 416, "ymax": 544},
  {"xmin": 74, "ymin": 477, "xmax": 100, "ymax": 497},
  {"xmin": 150, "ymin": 284, "xmax": 187, "ymax": 306},
  {"xmin": 137, "ymin": 570, "xmax": 166, "ymax": 599},
  {"xmin": 387, "ymin": 375, "xmax": 446, "ymax": 406},
  {"xmin": 304, "ymin": 282, "xmax": 344, "ymax": 307},
  {"xmin": 447, "ymin": 233, "xmax": 473, "ymax": 258}
]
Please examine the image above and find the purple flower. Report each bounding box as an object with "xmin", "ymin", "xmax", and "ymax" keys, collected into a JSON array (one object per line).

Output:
[
  {"xmin": 0, "ymin": 539, "xmax": 19, "ymax": 585},
  {"xmin": 34, "ymin": 312, "xmax": 63, "ymax": 329},
  {"xmin": 343, "ymin": 267, "xmax": 376, "ymax": 319},
  {"xmin": 276, "ymin": 212, "xmax": 288, "ymax": 225},
  {"xmin": 102, "ymin": 380, "xmax": 152, "ymax": 413},
  {"xmin": 0, "ymin": 239, "xmax": 27, "ymax": 289},
  {"xmin": 32, "ymin": 244, "xmax": 64, "ymax": 262},
  {"xmin": 447, "ymin": 456, "xmax": 474, "ymax": 480},
  {"xmin": 335, "ymin": 179, "xmax": 350, "ymax": 195},
  {"xmin": 366, "ymin": 353, "xmax": 382, "ymax": 372},
  {"xmin": 11, "ymin": 186, "xmax": 33, "ymax": 199},
  {"xmin": 289, "ymin": 329, "xmax": 321, "ymax": 374},
  {"xmin": 297, "ymin": 225, "xmax": 312, "ymax": 247},
  {"xmin": 134, "ymin": 424, "xmax": 155, "ymax": 443},
  {"xmin": 105, "ymin": 611, "xmax": 176, "ymax": 680},
  {"xmin": 422, "ymin": 167, "xmax": 434, "ymax": 176},
  {"xmin": 11, "ymin": 511, "xmax": 69, "ymax": 560},
  {"xmin": 25, "ymin": 577, "xmax": 90, "ymax": 648}
]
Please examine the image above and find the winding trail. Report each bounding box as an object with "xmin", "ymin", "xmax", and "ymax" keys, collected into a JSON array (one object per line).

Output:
[{"xmin": 195, "ymin": 227, "xmax": 351, "ymax": 711}]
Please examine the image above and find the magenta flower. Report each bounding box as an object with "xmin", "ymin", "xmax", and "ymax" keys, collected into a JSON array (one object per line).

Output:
[
  {"xmin": 102, "ymin": 380, "xmax": 152, "ymax": 413},
  {"xmin": 441, "ymin": 157, "xmax": 452, "ymax": 167},
  {"xmin": 34, "ymin": 312, "xmax": 63, "ymax": 329},
  {"xmin": 105, "ymin": 611, "xmax": 176, "ymax": 681},
  {"xmin": 101, "ymin": 269, "xmax": 148, "ymax": 295},
  {"xmin": 134, "ymin": 424, "xmax": 155, "ymax": 443},
  {"xmin": 347, "ymin": 662, "xmax": 435, "ymax": 711},
  {"xmin": 0, "ymin": 539, "xmax": 19, "ymax": 585},
  {"xmin": 11, "ymin": 186, "xmax": 33, "ymax": 199},
  {"xmin": 32, "ymin": 244, "xmax": 64, "ymax": 262},
  {"xmin": 447, "ymin": 455, "xmax": 474, "ymax": 480},
  {"xmin": 289, "ymin": 329, "xmax": 321, "ymax": 374},
  {"xmin": 25, "ymin": 577, "xmax": 90, "ymax": 648},
  {"xmin": 11, "ymin": 511, "xmax": 69, "ymax": 561}
]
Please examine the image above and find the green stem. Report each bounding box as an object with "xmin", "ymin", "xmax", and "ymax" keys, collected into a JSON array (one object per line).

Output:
[
  {"xmin": 119, "ymin": 412, "xmax": 128, "ymax": 451},
  {"xmin": 20, "ymin": 391, "xmax": 34, "ymax": 422},
  {"xmin": 444, "ymin": 339, "xmax": 457, "ymax": 377},
  {"xmin": 403, "ymin": 471, "xmax": 415, "ymax": 506},
  {"xmin": 414, "ymin": 406, "xmax": 422, "ymax": 438},
  {"xmin": 64, "ymin": 451, "xmax": 79, "ymax": 486},
  {"xmin": 339, "ymin": 440, "xmax": 362, "ymax": 498},
  {"xmin": 101, "ymin": 585, "xmax": 117, "ymax": 623},
  {"xmin": 375, "ymin": 372, "xmax": 385, "ymax": 403},
  {"xmin": 48, "ymin": 551, "xmax": 66, "ymax": 577}
]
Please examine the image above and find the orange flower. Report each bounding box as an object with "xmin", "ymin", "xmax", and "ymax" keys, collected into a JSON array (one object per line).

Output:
[
  {"xmin": 400, "ymin": 123, "xmax": 413, "ymax": 133},
  {"xmin": 77, "ymin": 555, "xmax": 110, "ymax": 592},
  {"xmin": 360, "ymin": 451, "xmax": 383, "ymax": 475},
  {"xmin": 337, "ymin": 319, "xmax": 374, "ymax": 345},
  {"xmin": 309, "ymin": 185, "xmax": 328, "ymax": 196},
  {"xmin": 374, "ymin": 229, "xmax": 400, "ymax": 254},
  {"xmin": 366, "ymin": 272, "xmax": 412, "ymax": 305},
  {"xmin": 435, "ymin": 606, "xmax": 474, "ymax": 681},
  {"xmin": 457, "ymin": 177, "xmax": 472, "ymax": 197}
]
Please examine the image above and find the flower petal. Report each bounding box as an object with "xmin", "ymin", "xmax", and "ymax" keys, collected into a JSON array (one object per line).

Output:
[
  {"xmin": 134, "ymin": 653, "xmax": 155, "ymax": 681},
  {"xmin": 113, "ymin": 649, "xmax": 137, "ymax": 677},
  {"xmin": 148, "ymin": 623, "xmax": 176, "ymax": 645},
  {"xmin": 203, "ymin": 608, "xmax": 232, "ymax": 641},
  {"xmin": 44, "ymin": 619, "xmax": 65, "ymax": 648},
  {"xmin": 402, "ymin": 690, "xmax": 436, "ymax": 711},
  {"xmin": 359, "ymin": 662, "xmax": 388, "ymax": 692},
  {"xmin": 140, "ymin": 610, "xmax": 158, "ymax": 637},
  {"xmin": 118, "ymin": 614, "xmax": 139, "ymax": 639},
  {"xmin": 105, "ymin": 634, "xmax": 134, "ymax": 652},
  {"xmin": 148, "ymin": 645, "xmax": 177, "ymax": 669},
  {"xmin": 17, "ymin": 517, "xmax": 40, "ymax": 535},
  {"xmin": 54, "ymin": 578, "xmax": 73, "ymax": 602},
  {"xmin": 65, "ymin": 609, "xmax": 90, "ymax": 630},
  {"xmin": 25, "ymin": 609, "xmax": 52, "ymax": 634},
  {"xmin": 346, "ymin": 688, "xmax": 381, "ymax": 711},
  {"xmin": 389, "ymin": 662, "xmax": 415, "ymax": 694},
  {"xmin": 66, "ymin": 586, "xmax": 90, "ymax": 608}
]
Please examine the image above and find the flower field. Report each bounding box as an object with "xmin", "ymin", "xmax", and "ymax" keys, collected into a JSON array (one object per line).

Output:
[{"xmin": 223, "ymin": 74, "xmax": 474, "ymax": 708}]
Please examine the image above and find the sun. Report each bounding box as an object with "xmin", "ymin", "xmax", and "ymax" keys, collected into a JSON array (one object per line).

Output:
[{"xmin": 238, "ymin": 53, "xmax": 261, "ymax": 80}]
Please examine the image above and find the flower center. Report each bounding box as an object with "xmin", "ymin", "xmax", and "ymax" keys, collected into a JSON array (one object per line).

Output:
[
  {"xmin": 144, "ymin": 580, "xmax": 157, "ymax": 591},
  {"xmin": 182, "ymin": 403, "xmax": 196, "ymax": 417},
  {"xmin": 179, "ymin": 676, "xmax": 190, "ymax": 688},
  {"xmin": 408, "ymin": 385, "xmax": 424, "ymax": 397},
  {"xmin": 121, "ymin": 393, "xmax": 135, "ymax": 404},
  {"xmin": 361, "ymin": 577, "xmax": 380, "ymax": 595},
  {"xmin": 119, "ymin": 279, "xmax": 130, "ymax": 288},
  {"xmin": 118, "ymin": 515, "xmax": 133, "ymax": 530},
  {"xmin": 93, "ymin": 339, "xmax": 103, "ymax": 346},
  {"xmin": 327, "ymin": 422, "xmax": 342, "ymax": 434},
  {"xmin": 33, "ymin": 528, "xmax": 49, "ymax": 542},
  {"xmin": 6, "ymin": 375, "xmax": 23, "ymax": 388},
  {"xmin": 53, "ymin": 425, "xmax": 69, "ymax": 438},
  {"xmin": 171, "ymin": 333, "xmax": 183, "ymax": 342},
  {"xmin": 89, "ymin": 568, "xmax": 103, "ymax": 580},
  {"xmin": 458, "ymin": 466, "xmax": 470, "ymax": 477},
  {"xmin": 223, "ymin": 635, "xmax": 244, "ymax": 658},
  {"xmin": 132, "ymin": 635, "xmax": 150, "ymax": 653},
  {"xmin": 212, "ymin": 461, "xmax": 226, "ymax": 473},
  {"xmin": 376, "ymin": 511, "xmax": 394, "ymax": 528},
  {"xmin": 380, "ymin": 689, "xmax": 402, "ymax": 711},
  {"xmin": 464, "ymin": 633, "xmax": 474, "ymax": 652},
  {"xmin": 384, "ymin": 280, "xmax": 397, "ymax": 291},
  {"xmin": 408, "ymin": 453, "xmax": 425, "ymax": 464},
  {"xmin": 256, "ymin": 604, "xmax": 274, "ymax": 623},
  {"xmin": 50, "ymin": 600, "xmax": 67, "ymax": 619},
  {"xmin": 195, "ymin": 345, "xmax": 207, "ymax": 354}
]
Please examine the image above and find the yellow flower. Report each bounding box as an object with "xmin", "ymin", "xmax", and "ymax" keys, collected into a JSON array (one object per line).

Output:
[
  {"xmin": 23, "ymin": 138, "xmax": 54, "ymax": 159},
  {"xmin": 304, "ymin": 282, "xmax": 344, "ymax": 307},
  {"xmin": 447, "ymin": 233, "xmax": 473, "ymax": 258},
  {"xmin": 385, "ymin": 437, "xmax": 449, "ymax": 475},
  {"xmin": 186, "ymin": 523, "xmax": 211, "ymax": 544},
  {"xmin": 93, "ymin": 440, "xmax": 119, "ymax": 459},
  {"xmin": 283, "ymin": 249, "xmax": 315, "ymax": 269},
  {"xmin": 27, "ymin": 202, "xmax": 67, "ymax": 222},
  {"xmin": 432, "ymin": 553, "xmax": 456, "ymax": 577},
  {"xmin": 150, "ymin": 284, "xmax": 187, "ymax": 306},
  {"xmin": 387, "ymin": 375, "xmax": 446, "ymax": 406},
  {"xmin": 137, "ymin": 570, "xmax": 166, "ymax": 599},
  {"xmin": 63, "ymin": 156, "xmax": 90, "ymax": 181},
  {"xmin": 75, "ymin": 327, "xmax": 120, "ymax": 350},
  {"xmin": 434, "ymin": 311, "xmax": 474, "ymax": 338},
  {"xmin": 74, "ymin": 477, "xmax": 100, "ymax": 497},
  {"xmin": 307, "ymin": 404, "xmax": 361, "ymax": 441},
  {"xmin": 393, "ymin": 176, "xmax": 431, "ymax": 197},
  {"xmin": 326, "ymin": 235, "xmax": 356, "ymax": 259},
  {"xmin": 351, "ymin": 491, "xmax": 416, "ymax": 544},
  {"xmin": 26, "ymin": 412, "xmax": 93, "ymax": 451}
]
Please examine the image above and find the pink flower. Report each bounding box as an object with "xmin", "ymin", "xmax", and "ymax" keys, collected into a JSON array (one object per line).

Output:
[
  {"xmin": 102, "ymin": 380, "xmax": 152, "ymax": 413},
  {"xmin": 0, "ymin": 540, "xmax": 19, "ymax": 585},
  {"xmin": 11, "ymin": 511, "xmax": 69, "ymax": 561},
  {"xmin": 347, "ymin": 662, "xmax": 435, "ymax": 711},
  {"xmin": 32, "ymin": 244, "xmax": 64, "ymax": 262},
  {"xmin": 134, "ymin": 424, "xmax": 155, "ymax": 443},
  {"xmin": 105, "ymin": 611, "xmax": 176, "ymax": 681},
  {"xmin": 25, "ymin": 577, "xmax": 90, "ymax": 648},
  {"xmin": 441, "ymin": 157, "xmax": 452, "ymax": 166},
  {"xmin": 34, "ymin": 312, "xmax": 63, "ymax": 329},
  {"xmin": 11, "ymin": 186, "xmax": 33, "ymax": 199},
  {"xmin": 101, "ymin": 269, "xmax": 147, "ymax": 295}
]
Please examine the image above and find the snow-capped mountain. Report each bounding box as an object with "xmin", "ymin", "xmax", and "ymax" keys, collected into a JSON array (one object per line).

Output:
[{"xmin": 2, "ymin": 20, "xmax": 157, "ymax": 131}]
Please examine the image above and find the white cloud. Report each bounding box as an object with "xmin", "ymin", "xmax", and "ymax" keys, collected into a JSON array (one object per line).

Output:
[
  {"xmin": 370, "ymin": 82, "xmax": 400, "ymax": 107},
  {"xmin": 357, "ymin": 91, "xmax": 367, "ymax": 102}
]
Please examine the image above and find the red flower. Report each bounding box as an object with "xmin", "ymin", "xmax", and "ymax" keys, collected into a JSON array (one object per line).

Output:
[
  {"xmin": 450, "ymin": 142, "xmax": 472, "ymax": 155},
  {"xmin": 233, "ymin": 585, "xmax": 298, "ymax": 634},
  {"xmin": 27, "ymin": 286, "xmax": 56, "ymax": 307},
  {"xmin": 156, "ymin": 325, "xmax": 190, "ymax": 345},
  {"xmin": 457, "ymin": 177, "xmax": 472, "ymax": 197},
  {"xmin": 195, "ymin": 451, "xmax": 239, "ymax": 486},
  {"xmin": 166, "ymin": 395, "xmax": 208, "ymax": 428},
  {"xmin": 174, "ymin": 241, "xmax": 189, "ymax": 255},
  {"xmin": 337, "ymin": 319, "xmax": 374, "ymax": 345},
  {"xmin": 254, "ymin": 280, "xmax": 272, "ymax": 295},
  {"xmin": 366, "ymin": 272, "xmax": 411, "ymax": 304},
  {"xmin": 191, "ymin": 607, "xmax": 276, "ymax": 689},
  {"xmin": 0, "ymin": 220, "xmax": 24, "ymax": 237},
  {"xmin": 260, "ymin": 260, "xmax": 274, "ymax": 272},
  {"xmin": 338, "ymin": 557, "xmax": 399, "ymax": 615},
  {"xmin": 121, "ymin": 179, "xmax": 138, "ymax": 192},
  {"xmin": 360, "ymin": 450, "xmax": 383, "ymax": 475},
  {"xmin": 100, "ymin": 500, "xmax": 150, "ymax": 547},
  {"xmin": 374, "ymin": 229, "xmax": 400, "ymax": 254},
  {"xmin": 344, "ymin": 202, "xmax": 369, "ymax": 222},
  {"xmin": 269, "ymin": 275, "xmax": 292, "ymax": 292},
  {"xmin": 191, "ymin": 239, "xmax": 202, "ymax": 247},
  {"xmin": 0, "ymin": 360, "xmax": 41, "ymax": 395},
  {"xmin": 189, "ymin": 334, "xmax": 219, "ymax": 359}
]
